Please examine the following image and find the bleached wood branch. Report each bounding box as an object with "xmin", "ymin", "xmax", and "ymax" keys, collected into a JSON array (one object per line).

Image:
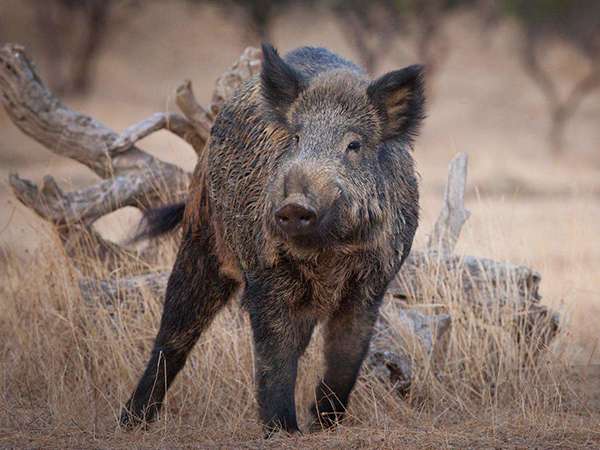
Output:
[
  {"xmin": 79, "ymin": 271, "xmax": 171, "ymax": 307},
  {"xmin": 0, "ymin": 44, "xmax": 262, "ymax": 266},
  {"xmin": 393, "ymin": 252, "xmax": 542, "ymax": 310},
  {"xmin": 174, "ymin": 46, "xmax": 262, "ymax": 141},
  {"xmin": 0, "ymin": 43, "xmax": 191, "ymax": 265},
  {"xmin": 208, "ymin": 46, "xmax": 262, "ymax": 117},
  {"xmin": 175, "ymin": 80, "xmax": 212, "ymax": 143},
  {"xmin": 1, "ymin": 44, "xmax": 263, "ymax": 253},
  {"xmin": 110, "ymin": 112, "xmax": 203, "ymax": 155},
  {"xmin": 0, "ymin": 44, "xmax": 188, "ymax": 181},
  {"xmin": 8, "ymin": 171, "xmax": 183, "ymax": 227},
  {"xmin": 368, "ymin": 304, "xmax": 452, "ymax": 395},
  {"xmin": 427, "ymin": 152, "xmax": 470, "ymax": 254}
]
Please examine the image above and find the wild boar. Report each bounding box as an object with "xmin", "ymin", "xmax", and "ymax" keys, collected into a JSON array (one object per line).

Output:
[{"xmin": 120, "ymin": 43, "xmax": 425, "ymax": 434}]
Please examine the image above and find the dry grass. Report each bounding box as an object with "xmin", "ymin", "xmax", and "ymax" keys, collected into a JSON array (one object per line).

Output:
[{"xmin": 1, "ymin": 219, "xmax": 599, "ymax": 449}]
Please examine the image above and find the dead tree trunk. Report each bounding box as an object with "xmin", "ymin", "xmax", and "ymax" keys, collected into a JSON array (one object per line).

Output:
[
  {"xmin": 0, "ymin": 43, "xmax": 559, "ymax": 393},
  {"xmin": 0, "ymin": 43, "xmax": 259, "ymax": 269}
]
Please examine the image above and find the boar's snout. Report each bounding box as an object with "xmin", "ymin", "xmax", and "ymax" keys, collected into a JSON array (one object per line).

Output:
[
  {"xmin": 270, "ymin": 162, "xmax": 341, "ymax": 246},
  {"xmin": 275, "ymin": 196, "xmax": 318, "ymax": 237}
]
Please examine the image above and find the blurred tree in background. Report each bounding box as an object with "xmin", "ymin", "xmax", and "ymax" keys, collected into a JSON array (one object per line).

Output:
[
  {"xmin": 201, "ymin": 0, "xmax": 472, "ymax": 79},
  {"xmin": 328, "ymin": 0, "xmax": 397, "ymax": 75},
  {"xmin": 33, "ymin": 0, "xmax": 113, "ymax": 95},
  {"xmin": 196, "ymin": 0, "xmax": 314, "ymax": 43},
  {"xmin": 493, "ymin": 0, "xmax": 600, "ymax": 154},
  {"xmin": 27, "ymin": 0, "xmax": 137, "ymax": 96},
  {"xmin": 328, "ymin": 0, "xmax": 474, "ymax": 77}
]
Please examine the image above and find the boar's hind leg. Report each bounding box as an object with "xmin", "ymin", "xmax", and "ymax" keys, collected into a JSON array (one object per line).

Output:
[
  {"xmin": 120, "ymin": 229, "xmax": 239, "ymax": 428},
  {"xmin": 310, "ymin": 296, "xmax": 383, "ymax": 430},
  {"xmin": 245, "ymin": 279, "xmax": 316, "ymax": 435}
]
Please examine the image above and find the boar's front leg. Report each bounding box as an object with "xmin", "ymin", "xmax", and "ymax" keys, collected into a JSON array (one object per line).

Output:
[
  {"xmin": 310, "ymin": 289, "xmax": 384, "ymax": 430},
  {"xmin": 244, "ymin": 274, "xmax": 316, "ymax": 435},
  {"xmin": 120, "ymin": 228, "xmax": 239, "ymax": 428}
]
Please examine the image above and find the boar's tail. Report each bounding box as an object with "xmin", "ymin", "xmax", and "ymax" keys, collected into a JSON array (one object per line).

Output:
[{"xmin": 131, "ymin": 202, "xmax": 186, "ymax": 242}]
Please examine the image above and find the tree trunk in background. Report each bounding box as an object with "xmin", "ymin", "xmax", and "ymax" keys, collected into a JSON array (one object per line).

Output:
[
  {"xmin": 32, "ymin": 0, "xmax": 112, "ymax": 96},
  {"xmin": 70, "ymin": 0, "xmax": 112, "ymax": 94},
  {"xmin": 520, "ymin": 33, "xmax": 600, "ymax": 155}
]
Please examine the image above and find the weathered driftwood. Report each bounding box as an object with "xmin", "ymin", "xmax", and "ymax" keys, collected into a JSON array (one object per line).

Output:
[
  {"xmin": 9, "ymin": 171, "xmax": 168, "ymax": 226},
  {"xmin": 0, "ymin": 43, "xmax": 261, "ymax": 267},
  {"xmin": 79, "ymin": 271, "xmax": 171, "ymax": 308},
  {"xmin": 368, "ymin": 304, "xmax": 452, "ymax": 395},
  {"xmin": 426, "ymin": 152, "xmax": 470, "ymax": 254},
  {"xmin": 207, "ymin": 46, "xmax": 262, "ymax": 117},
  {"xmin": 0, "ymin": 43, "xmax": 192, "ymax": 267},
  {"xmin": 0, "ymin": 45, "xmax": 189, "ymax": 180},
  {"xmin": 393, "ymin": 252, "xmax": 542, "ymax": 310},
  {"xmin": 1, "ymin": 44, "xmax": 559, "ymax": 395},
  {"xmin": 109, "ymin": 112, "xmax": 201, "ymax": 155}
]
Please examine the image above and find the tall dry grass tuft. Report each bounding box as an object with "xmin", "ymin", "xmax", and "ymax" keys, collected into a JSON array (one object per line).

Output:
[
  {"xmin": 347, "ymin": 257, "xmax": 569, "ymax": 431},
  {"xmin": 409, "ymin": 260, "xmax": 566, "ymax": 412},
  {"xmin": 0, "ymin": 221, "xmax": 576, "ymax": 446}
]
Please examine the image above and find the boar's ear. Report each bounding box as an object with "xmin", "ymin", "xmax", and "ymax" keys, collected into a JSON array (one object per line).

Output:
[
  {"xmin": 261, "ymin": 43, "xmax": 304, "ymax": 121},
  {"xmin": 367, "ymin": 64, "xmax": 425, "ymax": 142}
]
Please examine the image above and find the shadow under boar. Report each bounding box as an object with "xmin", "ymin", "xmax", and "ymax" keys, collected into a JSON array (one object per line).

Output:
[{"xmin": 120, "ymin": 44, "xmax": 425, "ymax": 435}]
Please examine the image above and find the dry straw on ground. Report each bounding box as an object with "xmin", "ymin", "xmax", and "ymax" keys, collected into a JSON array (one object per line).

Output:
[{"xmin": 1, "ymin": 222, "xmax": 596, "ymax": 448}]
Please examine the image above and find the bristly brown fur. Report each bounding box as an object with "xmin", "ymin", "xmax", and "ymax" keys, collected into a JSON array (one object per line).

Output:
[{"xmin": 120, "ymin": 44, "xmax": 425, "ymax": 435}]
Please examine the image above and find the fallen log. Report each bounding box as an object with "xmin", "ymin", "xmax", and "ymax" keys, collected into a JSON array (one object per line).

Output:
[
  {"xmin": 0, "ymin": 43, "xmax": 260, "ymax": 265},
  {"xmin": 367, "ymin": 303, "xmax": 452, "ymax": 396}
]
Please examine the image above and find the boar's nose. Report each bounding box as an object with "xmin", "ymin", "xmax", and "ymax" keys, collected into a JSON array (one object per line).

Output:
[{"xmin": 275, "ymin": 202, "xmax": 318, "ymax": 236}]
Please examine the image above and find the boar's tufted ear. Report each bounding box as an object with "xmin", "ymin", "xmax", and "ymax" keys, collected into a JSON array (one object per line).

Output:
[
  {"xmin": 261, "ymin": 43, "xmax": 304, "ymax": 121},
  {"xmin": 367, "ymin": 64, "xmax": 425, "ymax": 142}
]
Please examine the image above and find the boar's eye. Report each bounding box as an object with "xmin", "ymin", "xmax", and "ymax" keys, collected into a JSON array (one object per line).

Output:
[
  {"xmin": 293, "ymin": 135, "xmax": 300, "ymax": 145},
  {"xmin": 347, "ymin": 141, "xmax": 361, "ymax": 151}
]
